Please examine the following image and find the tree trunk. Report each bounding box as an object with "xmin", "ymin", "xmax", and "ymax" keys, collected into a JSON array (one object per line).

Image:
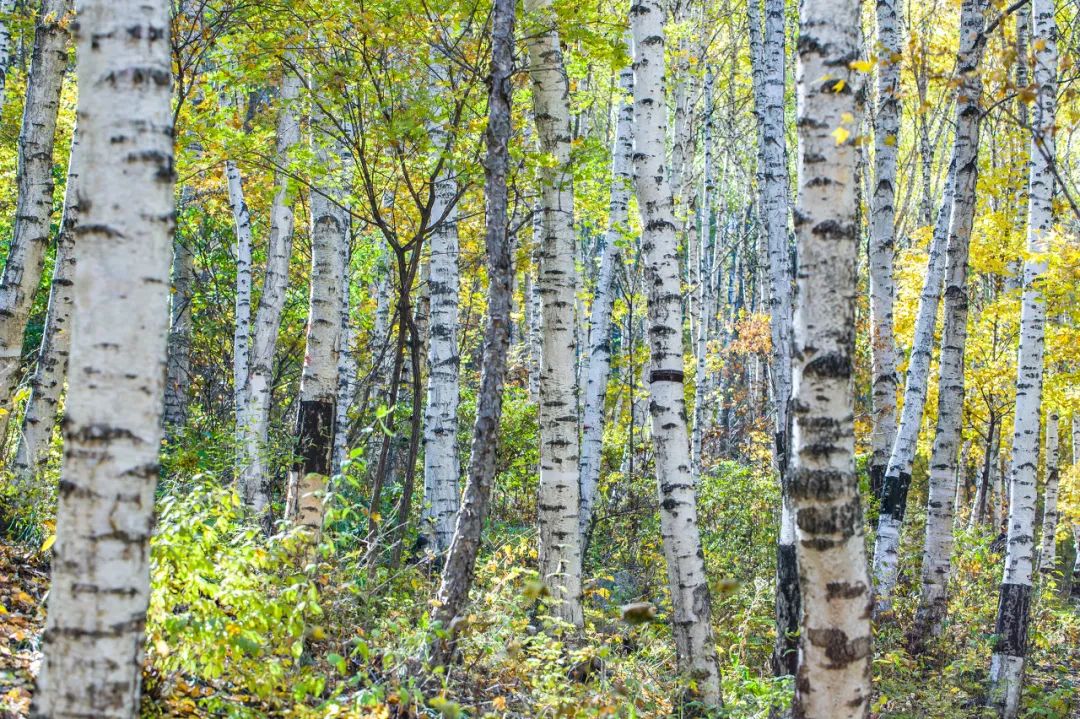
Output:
[
  {"xmin": 989, "ymin": 0, "xmax": 1055, "ymax": 711},
  {"xmin": 579, "ymin": 50, "xmax": 632, "ymax": 541},
  {"xmin": 867, "ymin": 0, "xmax": 902, "ymax": 496},
  {"xmin": 227, "ymin": 158, "xmax": 253, "ymax": 421},
  {"xmin": 163, "ymin": 230, "xmax": 194, "ymax": 434},
  {"xmin": 0, "ymin": 0, "xmax": 70, "ymax": 423},
  {"xmin": 285, "ymin": 131, "xmax": 347, "ymax": 538},
  {"xmin": 970, "ymin": 412, "xmax": 999, "ymax": 529},
  {"xmin": 422, "ymin": 76, "xmax": 463, "ymax": 556},
  {"xmin": 29, "ymin": 1, "xmax": 174, "ymax": 715},
  {"xmin": 0, "ymin": 0, "xmax": 14, "ymax": 113},
  {"xmin": 524, "ymin": 0, "xmax": 583, "ymax": 627},
  {"xmin": 10, "ymin": 125, "xmax": 79, "ymax": 494},
  {"xmin": 1037, "ymin": 410, "xmax": 1059, "ymax": 572},
  {"xmin": 630, "ymin": 1, "xmax": 722, "ymax": 705},
  {"xmin": 748, "ymin": 0, "xmax": 799, "ymax": 677},
  {"xmin": 790, "ymin": 0, "xmax": 872, "ymax": 714},
  {"xmin": 332, "ymin": 240, "xmax": 356, "ymax": 475},
  {"xmin": 874, "ymin": 0, "xmax": 987, "ymax": 610},
  {"xmin": 431, "ymin": 0, "xmax": 514, "ymax": 661},
  {"xmin": 236, "ymin": 66, "xmax": 302, "ymax": 519},
  {"xmin": 690, "ymin": 68, "xmax": 713, "ymax": 478}
]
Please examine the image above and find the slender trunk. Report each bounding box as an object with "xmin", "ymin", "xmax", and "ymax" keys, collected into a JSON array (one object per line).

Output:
[
  {"xmin": 10, "ymin": 124, "xmax": 80, "ymax": 494},
  {"xmin": 0, "ymin": 0, "xmax": 14, "ymax": 113},
  {"xmin": 990, "ymin": 0, "xmax": 1056, "ymax": 712},
  {"xmin": 690, "ymin": 69, "xmax": 713, "ymax": 478},
  {"xmin": 579, "ymin": 51, "xmax": 633, "ymax": 540},
  {"xmin": 236, "ymin": 67, "xmax": 302, "ymax": 519},
  {"xmin": 284, "ymin": 131, "xmax": 347, "ymax": 538},
  {"xmin": 790, "ymin": 0, "xmax": 872, "ymax": 714},
  {"xmin": 525, "ymin": 248, "xmax": 541, "ymax": 402},
  {"xmin": 1037, "ymin": 410, "xmax": 1059, "ymax": 572},
  {"xmin": 867, "ymin": 0, "xmax": 902, "ymax": 496},
  {"xmin": 227, "ymin": 158, "xmax": 252, "ymax": 420},
  {"xmin": 749, "ymin": 0, "xmax": 798, "ymax": 677},
  {"xmin": 970, "ymin": 413, "xmax": 998, "ymax": 529},
  {"xmin": 0, "ymin": 0, "xmax": 70, "ymax": 422},
  {"xmin": 30, "ymin": 1, "xmax": 174, "ymax": 715},
  {"xmin": 874, "ymin": 0, "xmax": 987, "ymax": 609},
  {"xmin": 431, "ymin": 0, "xmax": 514, "ymax": 661},
  {"xmin": 630, "ymin": 2, "xmax": 721, "ymax": 704},
  {"xmin": 163, "ymin": 229, "xmax": 194, "ymax": 434},
  {"xmin": 331, "ymin": 239, "xmax": 356, "ymax": 475},
  {"xmin": 422, "ymin": 83, "xmax": 463, "ymax": 555},
  {"xmin": 524, "ymin": 0, "xmax": 583, "ymax": 627}
]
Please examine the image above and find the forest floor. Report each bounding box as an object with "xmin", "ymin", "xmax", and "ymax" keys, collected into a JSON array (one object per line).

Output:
[{"xmin": 2, "ymin": 535, "xmax": 1079, "ymax": 718}]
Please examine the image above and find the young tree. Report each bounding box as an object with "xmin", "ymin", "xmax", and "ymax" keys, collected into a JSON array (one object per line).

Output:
[
  {"xmin": 630, "ymin": 0, "xmax": 721, "ymax": 704},
  {"xmin": 748, "ymin": 0, "xmax": 798, "ymax": 677},
  {"xmin": 431, "ymin": 0, "xmax": 514, "ymax": 662},
  {"xmin": 579, "ymin": 49, "xmax": 633, "ymax": 540},
  {"xmin": 10, "ymin": 127, "xmax": 80, "ymax": 492},
  {"xmin": 30, "ymin": 0, "xmax": 174, "ymax": 715},
  {"xmin": 0, "ymin": 0, "xmax": 14, "ymax": 112},
  {"xmin": 284, "ymin": 127, "xmax": 347, "ymax": 536},
  {"xmin": 874, "ymin": 0, "xmax": 989, "ymax": 611},
  {"xmin": 789, "ymin": 0, "xmax": 872, "ymax": 714},
  {"xmin": 1038, "ymin": 409, "xmax": 1060, "ymax": 572},
  {"xmin": 422, "ymin": 64, "xmax": 463, "ymax": 557},
  {"xmin": 163, "ymin": 230, "xmax": 194, "ymax": 434},
  {"xmin": 0, "ymin": 0, "xmax": 71, "ymax": 423},
  {"xmin": 235, "ymin": 67, "xmax": 302, "ymax": 518},
  {"xmin": 990, "ymin": 1, "xmax": 1057, "ymax": 708},
  {"xmin": 523, "ymin": 0, "xmax": 583, "ymax": 627},
  {"xmin": 867, "ymin": 0, "xmax": 902, "ymax": 496}
]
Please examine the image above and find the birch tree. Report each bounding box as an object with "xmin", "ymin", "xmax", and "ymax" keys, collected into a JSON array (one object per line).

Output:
[
  {"xmin": 0, "ymin": 0, "xmax": 13, "ymax": 112},
  {"xmin": 523, "ymin": 0, "xmax": 583, "ymax": 627},
  {"xmin": 748, "ymin": 0, "xmax": 798, "ymax": 677},
  {"xmin": 422, "ymin": 64, "xmax": 463, "ymax": 557},
  {"xmin": 284, "ymin": 128, "xmax": 347, "ymax": 537},
  {"xmin": 790, "ymin": 0, "xmax": 872, "ymax": 713},
  {"xmin": 30, "ymin": 0, "xmax": 174, "ymax": 715},
  {"xmin": 579, "ymin": 51, "xmax": 633, "ymax": 540},
  {"xmin": 11, "ymin": 126, "xmax": 80, "ymax": 492},
  {"xmin": 630, "ymin": 1, "xmax": 721, "ymax": 704},
  {"xmin": 0, "ymin": 0, "xmax": 70, "ymax": 421},
  {"xmin": 867, "ymin": 0, "xmax": 902, "ymax": 496},
  {"xmin": 1038, "ymin": 410, "xmax": 1059, "ymax": 572},
  {"xmin": 875, "ymin": 0, "xmax": 988, "ymax": 609},
  {"xmin": 431, "ymin": 0, "xmax": 514, "ymax": 661},
  {"xmin": 235, "ymin": 67, "xmax": 302, "ymax": 518},
  {"xmin": 163, "ymin": 232, "xmax": 194, "ymax": 434},
  {"xmin": 990, "ymin": 0, "xmax": 1056, "ymax": 711}
]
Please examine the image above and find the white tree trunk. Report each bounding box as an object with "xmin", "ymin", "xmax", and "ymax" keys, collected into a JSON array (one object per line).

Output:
[
  {"xmin": 630, "ymin": 3, "xmax": 721, "ymax": 705},
  {"xmin": 0, "ymin": 0, "xmax": 70, "ymax": 420},
  {"xmin": 579, "ymin": 52, "xmax": 633, "ymax": 539},
  {"xmin": 331, "ymin": 240, "xmax": 355, "ymax": 476},
  {"xmin": 790, "ymin": 0, "xmax": 872, "ymax": 715},
  {"xmin": 524, "ymin": 0, "xmax": 583, "ymax": 627},
  {"xmin": 0, "ymin": 0, "xmax": 16, "ymax": 114},
  {"xmin": 1038, "ymin": 410, "xmax": 1059, "ymax": 571},
  {"xmin": 422, "ymin": 128, "xmax": 462, "ymax": 556},
  {"xmin": 990, "ymin": 0, "xmax": 1055, "ymax": 711},
  {"xmin": 30, "ymin": 0, "xmax": 174, "ymax": 715},
  {"xmin": 874, "ymin": 0, "xmax": 987, "ymax": 608},
  {"xmin": 236, "ymin": 67, "xmax": 302, "ymax": 518},
  {"xmin": 284, "ymin": 127, "xmax": 347, "ymax": 536},
  {"xmin": 227, "ymin": 159, "xmax": 253, "ymax": 419},
  {"xmin": 867, "ymin": 0, "xmax": 902, "ymax": 495},
  {"xmin": 11, "ymin": 124, "xmax": 80, "ymax": 492},
  {"xmin": 748, "ymin": 0, "xmax": 798, "ymax": 676},
  {"xmin": 690, "ymin": 69, "xmax": 713, "ymax": 478}
]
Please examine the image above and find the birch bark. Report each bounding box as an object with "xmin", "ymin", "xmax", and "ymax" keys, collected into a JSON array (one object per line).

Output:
[
  {"xmin": 1038, "ymin": 410, "xmax": 1059, "ymax": 572},
  {"xmin": 579, "ymin": 52, "xmax": 633, "ymax": 539},
  {"xmin": 524, "ymin": 0, "xmax": 583, "ymax": 626},
  {"xmin": 30, "ymin": 1, "xmax": 174, "ymax": 715},
  {"xmin": 790, "ymin": 0, "xmax": 872, "ymax": 714},
  {"xmin": 0, "ymin": 0, "xmax": 70, "ymax": 421},
  {"xmin": 630, "ymin": 1, "xmax": 721, "ymax": 704},
  {"xmin": 990, "ymin": 0, "xmax": 1056, "ymax": 711}
]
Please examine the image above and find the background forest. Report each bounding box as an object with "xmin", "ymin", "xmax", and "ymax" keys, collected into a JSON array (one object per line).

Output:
[{"xmin": 0, "ymin": 0, "xmax": 1077, "ymax": 716}]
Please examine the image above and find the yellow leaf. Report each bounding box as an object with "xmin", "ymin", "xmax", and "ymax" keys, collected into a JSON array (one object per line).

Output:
[
  {"xmin": 832, "ymin": 126, "xmax": 851, "ymax": 145},
  {"xmin": 850, "ymin": 59, "xmax": 874, "ymax": 73},
  {"xmin": 40, "ymin": 533, "xmax": 56, "ymax": 554},
  {"xmin": 832, "ymin": 79, "xmax": 846, "ymax": 93},
  {"xmin": 841, "ymin": 112, "xmax": 854, "ymax": 124}
]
